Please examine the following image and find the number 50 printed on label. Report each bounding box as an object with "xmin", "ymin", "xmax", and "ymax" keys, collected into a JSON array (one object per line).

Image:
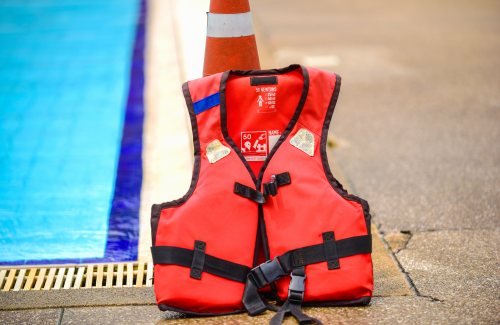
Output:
[{"xmin": 241, "ymin": 131, "xmax": 268, "ymax": 161}]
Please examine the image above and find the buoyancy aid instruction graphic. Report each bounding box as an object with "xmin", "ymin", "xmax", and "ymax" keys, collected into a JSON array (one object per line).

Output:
[
  {"xmin": 241, "ymin": 130, "xmax": 282, "ymax": 161},
  {"xmin": 241, "ymin": 131, "xmax": 268, "ymax": 161}
]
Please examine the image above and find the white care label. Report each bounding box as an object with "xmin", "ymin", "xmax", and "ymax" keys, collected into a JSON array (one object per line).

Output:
[
  {"xmin": 241, "ymin": 130, "xmax": 282, "ymax": 161},
  {"xmin": 256, "ymin": 87, "xmax": 277, "ymax": 113}
]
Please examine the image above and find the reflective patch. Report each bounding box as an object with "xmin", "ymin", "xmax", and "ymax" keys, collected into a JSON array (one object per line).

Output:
[
  {"xmin": 206, "ymin": 139, "xmax": 231, "ymax": 163},
  {"xmin": 207, "ymin": 13, "xmax": 255, "ymax": 38},
  {"xmin": 290, "ymin": 128, "xmax": 315, "ymax": 156}
]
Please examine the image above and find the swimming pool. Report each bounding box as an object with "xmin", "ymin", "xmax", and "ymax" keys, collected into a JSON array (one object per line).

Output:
[{"xmin": 0, "ymin": 0, "xmax": 145, "ymax": 265}]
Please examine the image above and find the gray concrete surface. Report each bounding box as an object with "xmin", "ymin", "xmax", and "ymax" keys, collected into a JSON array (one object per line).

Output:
[
  {"xmin": 4, "ymin": 297, "xmax": 497, "ymax": 324},
  {"xmin": 57, "ymin": 299, "xmax": 494, "ymax": 325},
  {"xmin": 252, "ymin": 0, "xmax": 500, "ymax": 233},
  {"xmin": 252, "ymin": 0, "xmax": 500, "ymax": 322},
  {"xmin": 397, "ymin": 229, "xmax": 500, "ymax": 301},
  {"xmin": 328, "ymin": 150, "xmax": 414, "ymax": 298},
  {"xmin": 0, "ymin": 309, "xmax": 61, "ymax": 325},
  {"xmin": 0, "ymin": 288, "xmax": 156, "ymax": 311}
]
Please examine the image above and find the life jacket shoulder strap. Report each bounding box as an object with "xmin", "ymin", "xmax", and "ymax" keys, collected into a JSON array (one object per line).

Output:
[{"xmin": 185, "ymin": 73, "xmax": 224, "ymax": 145}]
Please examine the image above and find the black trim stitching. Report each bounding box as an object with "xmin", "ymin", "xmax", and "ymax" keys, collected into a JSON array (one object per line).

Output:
[
  {"xmin": 230, "ymin": 64, "xmax": 305, "ymax": 77},
  {"xmin": 320, "ymin": 74, "xmax": 372, "ymax": 235},
  {"xmin": 161, "ymin": 82, "xmax": 201, "ymax": 209},
  {"xmin": 150, "ymin": 82, "xmax": 202, "ymax": 247},
  {"xmin": 255, "ymin": 66, "xmax": 310, "ymax": 189},
  {"xmin": 258, "ymin": 204, "xmax": 285, "ymax": 303},
  {"xmin": 252, "ymin": 216, "xmax": 262, "ymax": 268},
  {"xmin": 219, "ymin": 64, "xmax": 310, "ymax": 189},
  {"xmin": 220, "ymin": 64, "xmax": 310, "ymax": 304},
  {"xmin": 301, "ymin": 295, "xmax": 371, "ymax": 307},
  {"xmin": 257, "ymin": 204, "xmax": 271, "ymax": 262},
  {"xmin": 253, "ymin": 66, "xmax": 310, "ymax": 302},
  {"xmin": 219, "ymin": 71, "xmax": 258, "ymax": 184},
  {"xmin": 150, "ymin": 204, "xmax": 162, "ymax": 246},
  {"xmin": 158, "ymin": 303, "xmax": 246, "ymax": 316}
]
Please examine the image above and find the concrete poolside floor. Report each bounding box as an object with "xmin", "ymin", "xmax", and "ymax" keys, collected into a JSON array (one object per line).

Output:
[
  {"xmin": 252, "ymin": 0, "xmax": 500, "ymax": 323},
  {"xmin": 1, "ymin": 154, "xmax": 497, "ymax": 323},
  {"xmin": 0, "ymin": 151, "xmax": 415, "ymax": 323},
  {"xmin": 2, "ymin": 0, "xmax": 500, "ymax": 324}
]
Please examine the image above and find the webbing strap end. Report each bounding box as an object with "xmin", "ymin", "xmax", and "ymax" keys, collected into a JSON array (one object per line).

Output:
[
  {"xmin": 234, "ymin": 182, "xmax": 266, "ymax": 204},
  {"xmin": 322, "ymin": 231, "xmax": 340, "ymax": 270},
  {"xmin": 190, "ymin": 240, "xmax": 206, "ymax": 280}
]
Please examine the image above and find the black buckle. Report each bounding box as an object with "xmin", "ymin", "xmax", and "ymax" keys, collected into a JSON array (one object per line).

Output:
[
  {"xmin": 250, "ymin": 257, "xmax": 286, "ymax": 289},
  {"xmin": 288, "ymin": 272, "xmax": 306, "ymax": 302},
  {"xmin": 263, "ymin": 174, "xmax": 278, "ymax": 196}
]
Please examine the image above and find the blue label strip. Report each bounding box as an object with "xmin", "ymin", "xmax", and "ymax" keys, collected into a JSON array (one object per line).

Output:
[{"xmin": 193, "ymin": 92, "xmax": 220, "ymax": 114}]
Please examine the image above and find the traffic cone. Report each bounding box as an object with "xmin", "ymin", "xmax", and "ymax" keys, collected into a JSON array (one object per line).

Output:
[{"xmin": 203, "ymin": 0, "xmax": 261, "ymax": 76}]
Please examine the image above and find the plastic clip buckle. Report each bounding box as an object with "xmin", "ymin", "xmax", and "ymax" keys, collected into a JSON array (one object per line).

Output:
[
  {"xmin": 288, "ymin": 273, "xmax": 307, "ymax": 302},
  {"xmin": 264, "ymin": 174, "xmax": 278, "ymax": 196},
  {"xmin": 270, "ymin": 174, "xmax": 276, "ymax": 184},
  {"xmin": 250, "ymin": 257, "xmax": 285, "ymax": 289}
]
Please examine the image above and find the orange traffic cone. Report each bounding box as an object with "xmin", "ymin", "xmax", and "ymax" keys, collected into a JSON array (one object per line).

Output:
[{"xmin": 203, "ymin": 0, "xmax": 261, "ymax": 77}]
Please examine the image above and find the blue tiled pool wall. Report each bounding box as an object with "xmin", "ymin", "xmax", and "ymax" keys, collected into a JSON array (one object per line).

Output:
[
  {"xmin": 0, "ymin": 0, "xmax": 145, "ymax": 265},
  {"xmin": 98, "ymin": 0, "xmax": 146, "ymax": 264}
]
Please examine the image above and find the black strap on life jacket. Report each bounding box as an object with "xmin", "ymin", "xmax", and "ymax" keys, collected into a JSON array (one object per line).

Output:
[
  {"xmin": 277, "ymin": 233, "xmax": 371, "ymax": 274},
  {"xmin": 263, "ymin": 172, "xmax": 291, "ymax": 196},
  {"xmin": 270, "ymin": 266, "xmax": 323, "ymax": 325},
  {"xmin": 242, "ymin": 233, "xmax": 372, "ymax": 323},
  {"xmin": 151, "ymin": 243, "xmax": 251, "ymax": 283},
  {"xmin": 234, "ymin": 182, "xmax": 266, "ymax": 204},
  {"xmin": 234, "ymin": 172, "xmax": 291, "ymax": 203}
]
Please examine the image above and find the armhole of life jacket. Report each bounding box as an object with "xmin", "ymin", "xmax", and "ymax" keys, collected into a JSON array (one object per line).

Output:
[
  {"xmin": 320, "ymin": 74, "xmax": 372, "ymax": 236},
  {"xmin": 150, "ymin": 82, "xmax": 202, "ymax": 247}
]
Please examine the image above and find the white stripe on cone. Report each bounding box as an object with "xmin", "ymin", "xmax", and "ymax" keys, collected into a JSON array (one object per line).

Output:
[{"xmin": 207, "ymin": 12, "xmax": 255, "ymax": 38}]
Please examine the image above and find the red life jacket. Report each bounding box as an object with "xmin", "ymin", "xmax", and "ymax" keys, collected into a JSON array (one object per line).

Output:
[{"xmin": 151, "ymin": 65, "xmax": 373, "ymax": 323}]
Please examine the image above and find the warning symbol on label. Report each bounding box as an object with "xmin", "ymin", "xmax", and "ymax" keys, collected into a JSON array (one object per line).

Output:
[
  {"xmin": 241, "ymin": 131, "xmax": 267, "ymax": 161},
  {"xmin": 257, "ymin": 95, "xmax": 264, "ymax": 107}
]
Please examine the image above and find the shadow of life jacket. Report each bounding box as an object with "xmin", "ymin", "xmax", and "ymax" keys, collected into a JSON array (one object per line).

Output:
[{"xmin": 150, "ymin": 65, "xmax": 373, "ymax": 324}]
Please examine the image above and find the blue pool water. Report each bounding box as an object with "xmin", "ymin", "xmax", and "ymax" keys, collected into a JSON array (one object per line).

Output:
[{"xmin": 0, "ymin": 0, "xmax": 144, "ymax": 264}]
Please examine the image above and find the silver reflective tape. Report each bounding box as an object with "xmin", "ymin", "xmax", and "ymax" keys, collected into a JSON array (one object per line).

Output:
[{"xmin": 207, "ymin": 12, "xmax": 255, "ymax": 38}]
